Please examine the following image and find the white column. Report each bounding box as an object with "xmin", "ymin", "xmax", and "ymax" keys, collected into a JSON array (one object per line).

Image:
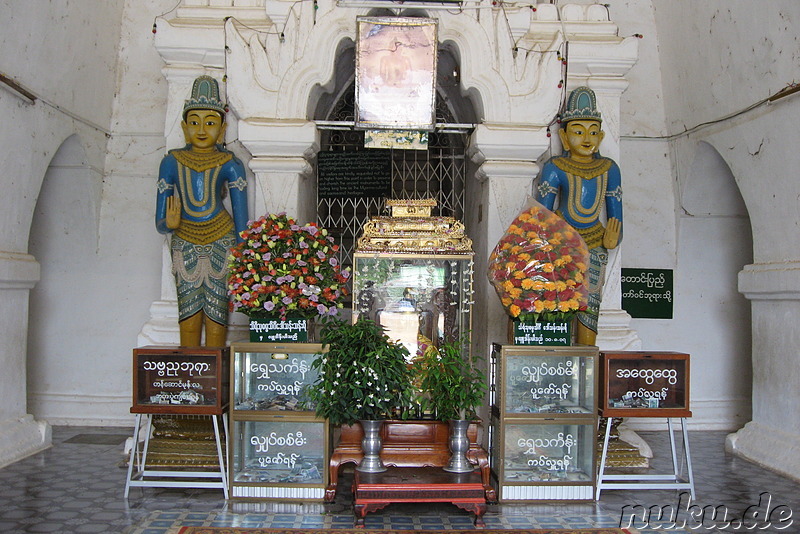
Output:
[
  {"xmin": 469, "ymin": 123, "xmax": 550, "ymax": 349},
  {"xmin": 726, "ymin": 262, "xmax": 800, "ymax": 480},
  {"xmin": 238, "ymin": 119, "xmax": 319, "ymax": 222},
  {"xmin": 0, "ymin": 252, "xmax": 51, "ymax": 467}
]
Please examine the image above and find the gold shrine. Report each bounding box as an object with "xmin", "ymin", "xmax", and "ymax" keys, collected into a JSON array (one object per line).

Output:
[
  {"xmin": 356, "ymin": 198, "xmax": 473, "ymax": 254},
  {"xmin": 352, "ymin": 199, "xmax": 474, "ymax": 357}
]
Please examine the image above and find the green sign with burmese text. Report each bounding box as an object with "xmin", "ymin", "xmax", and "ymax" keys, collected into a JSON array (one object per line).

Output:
[{"xmin": 621, "ymin": 268, "xmax": 673, "ymax": 319}]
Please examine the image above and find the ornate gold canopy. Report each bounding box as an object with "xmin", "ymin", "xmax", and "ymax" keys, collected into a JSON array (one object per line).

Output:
[{"xmin": 356, "ymin": 199, "xmax": 473, "ymax": 254}]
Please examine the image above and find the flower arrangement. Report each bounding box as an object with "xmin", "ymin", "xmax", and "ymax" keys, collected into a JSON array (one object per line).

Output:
[
  {"xmin": 487, "ymin": 202, "xmax": 589, "ymax": 322},
  {"xmin": 306, "ymin": 318, "xmax": 413, "ymax": 426},
  {"xmin": 227, "ymin": 213, "xmax": 350, "ymax": 320}
]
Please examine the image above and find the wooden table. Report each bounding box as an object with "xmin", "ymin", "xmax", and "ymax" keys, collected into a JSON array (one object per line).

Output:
[
  {"xmin": 352, "ymin": 467, "xmax": 487, "ymax": 528},
  {"xmin": 327, "ymin": 420, "xmax": 495, "ymax": 502}
]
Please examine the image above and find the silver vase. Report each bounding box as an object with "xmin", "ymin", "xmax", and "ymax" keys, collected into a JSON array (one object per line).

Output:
[
  {"xmin": 357, "ymin": 419, "xmax": 387, "ymax": 473},
  {"xmin": 443, "ymin": 419, "xmax": 474, "ymax": 473}
]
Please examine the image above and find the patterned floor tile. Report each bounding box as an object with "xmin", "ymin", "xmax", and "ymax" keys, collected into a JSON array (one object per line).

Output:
[{"xmin": 0, "ymin": 427, "xmax": 798, "ymax": 533}]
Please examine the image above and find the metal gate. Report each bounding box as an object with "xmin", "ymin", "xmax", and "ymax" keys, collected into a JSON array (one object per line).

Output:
[{"xmin": 316, "ymin": 81, "xmax": 471, "ymax": 269}]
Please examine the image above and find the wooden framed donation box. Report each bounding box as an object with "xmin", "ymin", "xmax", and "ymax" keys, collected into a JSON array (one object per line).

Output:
[
  {"xmin": 126, "ymin": 346, "xmax": 230, "ymax": 498},
  {"xmin": 489, "ymin": 343, "xmax": 599, "ymax": 501},
  {"xmin": 229, "ymin": 342, "xmax": 329, "ymax": 501},
  {"xmin": 596, "ymin": 351, "xmax": 694, "ymax": 499}
]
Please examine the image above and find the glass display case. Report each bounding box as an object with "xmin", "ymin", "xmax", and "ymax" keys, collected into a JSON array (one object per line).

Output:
[
  {"xmin": 352, "ymin": 198, "xmax": 474, "ymax": 359},
  {"xmin": 229, "ymin": 416, "xmax": 329, "ymax": 500},
  {"xmin": 228, "ymin": 342, "xmax": 330, "ymax": 500},
  {"xmin": 600, "ymin": 351, "xmax": 691, "ymax": 417},
  {"xmin": 132, "ymin": 346, "xmax": 229, "ymax": 414},
  {"xmin": 489, "ymin": 416, "xmax": 596, "ymax": 500},
  {"xmin": 491, "ymin": 344, "xmax": 597, "ymax": 415},
  {"xmin": 489, "ymin": 344, "xmax": 597, "ymax": 501},
  {"xmin": 230, "ymin": 343, "xmax": 324, "ymax": 413},
  {"xmin": 352, "ymin": 253, "xmax": 473, "ymax": 358}
]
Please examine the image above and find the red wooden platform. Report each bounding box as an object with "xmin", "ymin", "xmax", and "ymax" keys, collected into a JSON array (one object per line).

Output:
[{"xmin": 352, "ymin": 467, "xmax": 487, "ymax": 528}]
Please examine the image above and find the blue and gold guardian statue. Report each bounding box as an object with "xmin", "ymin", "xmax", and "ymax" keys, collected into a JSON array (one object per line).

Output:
[
  {"xmin": 155, "ymin": 75, "xmax": 249, "ymax": 347},
  {"xmin": 536, "ymin": 86, "xmax": 623, "ymax": 346}
]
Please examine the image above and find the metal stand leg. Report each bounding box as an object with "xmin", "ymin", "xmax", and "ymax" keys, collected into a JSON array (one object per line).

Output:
[
  {"xmin": 212, "ymin": 414, "xmax": 229, "ymax": 499},
  {"xmin": 124, "ymin": 413, "xmax": 228, "ymax": 498},
  {"xmin": 124, "ymin": 414, "xmax": 143, "ymax": 498},
  {"xmin": 681, "ymin": 417, "xmax": 696, "ymax": 499},
  {"xmin": 595, "ymin": 417, "xmax": 695, "ymax": 498},
  {"xmin": 596, "ymin": 417, "xmax": 613, "ymax": 500}
]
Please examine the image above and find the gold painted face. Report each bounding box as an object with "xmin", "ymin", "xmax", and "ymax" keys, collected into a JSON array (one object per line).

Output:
[
  {"xmin": 559, "ymin": 119, "xmax": 604, "ymax": 162},
  {"xmin": 182, "ymin": 109, "xmax": 226, "ymax": 152}
]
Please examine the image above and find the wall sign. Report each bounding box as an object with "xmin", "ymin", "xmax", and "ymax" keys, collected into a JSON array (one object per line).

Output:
[
  {"xmin": 621, "ymin": 268, "xmax": 673, "ymax": 319},
  {"xmin": 317, "ymin": 150, "xmax": 392, "ymax": 199}
]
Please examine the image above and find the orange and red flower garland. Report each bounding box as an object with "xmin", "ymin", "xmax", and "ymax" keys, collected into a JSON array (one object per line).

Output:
[{"xmin": 488, "ymin": 203, "xmax": 589, "ymax": 321}]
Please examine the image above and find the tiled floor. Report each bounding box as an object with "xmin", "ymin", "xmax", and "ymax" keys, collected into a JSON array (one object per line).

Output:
[{"xmin": 0, "ymin": 426, "xmax": 798, "ymax": 533}]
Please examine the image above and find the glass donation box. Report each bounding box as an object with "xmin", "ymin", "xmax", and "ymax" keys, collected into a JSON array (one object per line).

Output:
[
  {"xmin": 352, "ymin": 198, "xmax": 474, "ymax": 357},
  {"xmin": 229, "ymin": 342, "xmax": 329, "ymax": 500},
  {"xmin": 489, "ymin": 343, "xmax": 598, "ymax": 501},
  {"xmin": 599, "ymin": 351, "xmax": 691, "ymax": 417}
]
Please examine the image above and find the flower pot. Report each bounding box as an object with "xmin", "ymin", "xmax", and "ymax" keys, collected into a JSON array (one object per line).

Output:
[
  {"xmin": 443, "ymin": 419, "xmax": 474, "ymax": 473},
  {"xmin": 509, "ymin": 317, "xmax": 573, "ymax": 346},
  {"xmin": 249, "ymin": 317, "xmax": 310, "ymax": 343},
  {"xmin": 356, "ymin": 419, "xmax": 387, "ymax": 473}
]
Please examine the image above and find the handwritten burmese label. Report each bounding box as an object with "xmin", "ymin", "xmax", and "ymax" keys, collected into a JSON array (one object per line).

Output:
[
  {"xmin": 257, "ymin": 452, "xmax": 301, "ymax": 469},
  {"xmin": 250, "ymin": 431, "xmax": 308, "ymax": 454},
  {"xmin": 513, "ymin": 321, "xmax": 571, "ymax": 346},
  {"xmin": 615, "ymin": 367, "xmax": 678, "ymax": 385},
  {"xmin": 621, "ymin": 268, "xmax": 673, "ymax": 319},
  {"xmin": 249, "ymin": 319, "xmax": 308, "ymax": 343},
  {"xmin": 527, "ymin": 454, "xmax": 573, "ymax": 470},
  {"xmin": 251, "ymin": 359, "xmax": 311, "ymax": 381},
  {"xmin": 151, "ymin": 378, "xmax": 201, "ymax": 390},
  {"xmin": 257, "ymin": 380, "xmax": 303, "ymax": 397},
  {"xmin": 531, "ymin": 382, "xmax": 572, "ymax": 400},
  {"xmin": 250, "ymin": 320, "xmax": 307, "ymax": 333},
  {"xmin": 624, "ymin": 387, "xmax": 669, "ymax": 400},
  {"xmin": 514, "ymin": 361, "xmax": 576, "ymax": 385},
  {"xmin": 142, "ymin": 360, "xmax": 211, "ymax": 377},
  {"xmin": 518, "ymin": 432, "xmax": 576, "ymax": 455}
]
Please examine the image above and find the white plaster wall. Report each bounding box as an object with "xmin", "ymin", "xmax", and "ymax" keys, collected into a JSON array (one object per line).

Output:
[
  {"xmin": 605, "ymin": 0, "xmax": 760, "ymax": 430},
  {"xmin": 648, "ymin": 1, "xmax": 800, "ymax": 476},
  {"xmin": 0, "ymin": 0, "xmax": 126, "ymax": 464},
  {"xmin": 26, "ymin": 0, "xmax": 179, "ymax": 425}
]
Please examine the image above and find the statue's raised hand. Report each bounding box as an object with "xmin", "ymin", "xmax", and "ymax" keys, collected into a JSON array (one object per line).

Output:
[
  {"xmin": 166, "ymin": 195, "xmax": 182, "ymax": 230},
  {"xmin": 603, "ymin": 217, "xmax": 621, "ymax": 249}
]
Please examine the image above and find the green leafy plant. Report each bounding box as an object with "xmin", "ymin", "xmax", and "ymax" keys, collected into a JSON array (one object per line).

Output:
[
  {"xmin": 306, "ymin": 318, "xmax": 413, "ymax": 426},
  {"xmin": 414, "ymin": 335, "xmax": 486, "ymax": 421}
]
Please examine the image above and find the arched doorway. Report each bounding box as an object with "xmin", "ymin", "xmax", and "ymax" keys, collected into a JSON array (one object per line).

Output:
[
  {"xmin": 27, "ymin": 134, "xmax": 98, "ymax": 423},
  {"xmin": 312, "ymin": 41, "xmax": 478, "ymax": 270},
  {"xmin": 679, "ymin": 141, "xmax": 753, "ymax": 427}
]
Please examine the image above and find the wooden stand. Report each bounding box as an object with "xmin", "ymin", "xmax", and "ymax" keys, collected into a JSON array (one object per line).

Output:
[
  {"xmin": 327, "ymin": 420, "xmax": 495, "ymax": 502},
  {"xmin": 353, "ymin": 467, "xmax": 487, "ymax": 528}
]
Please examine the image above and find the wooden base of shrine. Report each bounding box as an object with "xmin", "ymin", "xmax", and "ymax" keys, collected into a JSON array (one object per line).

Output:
[
  {"xmin": 353, "ymin": 467, "xmax": 487, "ymax": 528},
  {"xmin": 327, "ymin": 420, "xmax": 495, "ymax": 503}
]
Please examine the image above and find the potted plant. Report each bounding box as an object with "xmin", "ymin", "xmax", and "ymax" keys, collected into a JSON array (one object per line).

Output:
[
  {"xmin": 227, "ymin": 213, "xmax": 350, "ymax": 341},
  {"xmin": 414, "ymin": 335, "xmax": 486, "ymax": 472},
  {"xmin": 306, "ymin": 318, "xmax": 413, "ymax": 472}
]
